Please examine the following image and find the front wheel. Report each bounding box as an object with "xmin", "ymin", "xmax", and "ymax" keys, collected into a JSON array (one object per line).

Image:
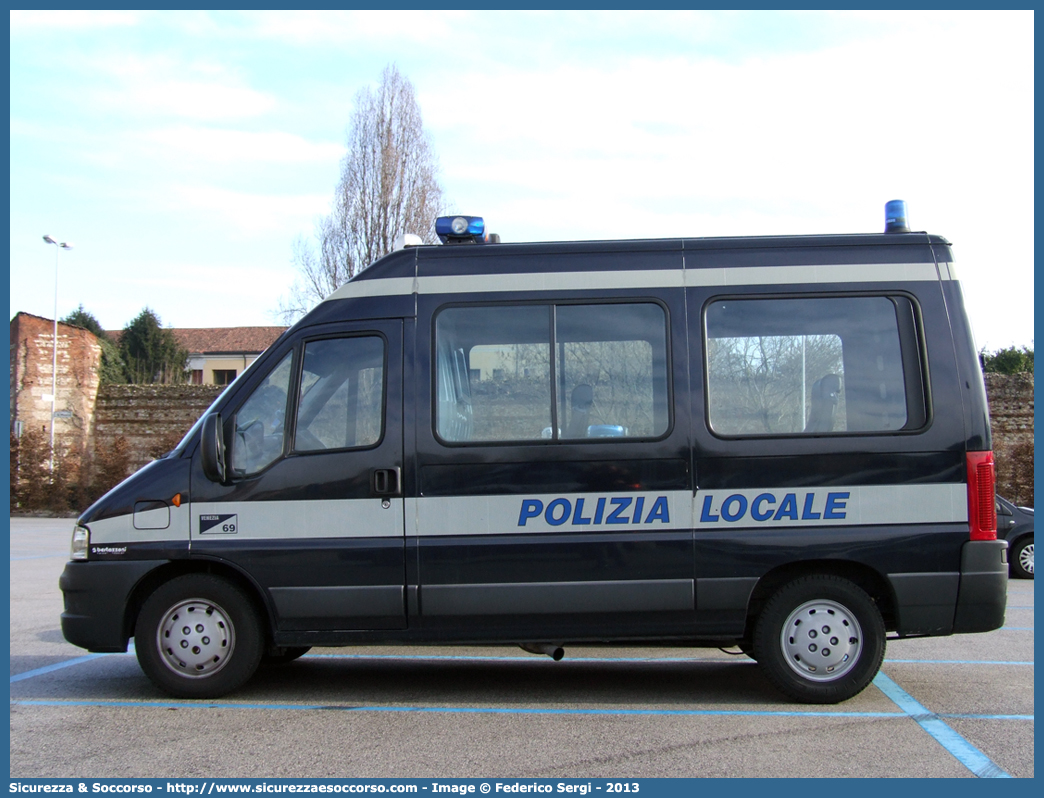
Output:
[
  {"xmin": 753, "ymin": 575, "xmax": 885, "ymax": 704},
  {"xmin": 135, "ymin": 574, "xmax": 263, "ymax": 699},
  {"xmin": 1010, "ymin": 536, "xmax": 1033, "ymax": 579}
]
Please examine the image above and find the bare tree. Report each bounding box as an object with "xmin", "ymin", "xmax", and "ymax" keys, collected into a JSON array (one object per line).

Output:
[
  {"xmin": 279, "ymin": 64, "xmax": 445, "ymax": 322},
  {"xmin": 707, "ymin": 334, "xmax": 844, "ymax": 434}
]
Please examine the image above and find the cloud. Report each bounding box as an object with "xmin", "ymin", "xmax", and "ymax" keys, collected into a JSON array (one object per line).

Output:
[
  {"xmin": 138, "ymin": 80, "xmax": 277, "ymax": 121},
  {"xmin": 21, "ymin": 45, "xmax": 279, "ymax": 123},
  {"xmin": 230, "ymin": 10, "xmax": 468, "ymax": 46},
  {"xmin": 426, "ymin": 12, "xmax": 1032, "ymax": 240},
  {"xmin": 89, "ymin": 60, "xmax": 278, "ymax": 121},
  {"xmin": 144, "ymin": 127, "xmax": 343, "ymax": 165},
  {"xmin": 10, "ymin": 9, "xmax": 142, "ymax": 30},
  {"xmin": 165, "ymin": 184, "xmax": 332, "ymax": 235}
]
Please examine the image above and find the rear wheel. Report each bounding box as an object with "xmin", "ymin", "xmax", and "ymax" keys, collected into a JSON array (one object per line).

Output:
[
  {"xmin": 135, "ymin": 574, "xmax": 263, "ymax": 699},
  {"xmin": 1010, "ymin": 536, "xmax": 1034, "ymax": 579},
  {"xmin": 753, "ymin": 575, "xmax": 885, "ymax": 704}
]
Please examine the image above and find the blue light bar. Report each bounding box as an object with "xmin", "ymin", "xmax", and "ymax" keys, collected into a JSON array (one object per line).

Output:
[
  {"xmin": 436, "ymin": 215, "xmax": 485, "ymax": 244},
  {"xmin": 884, "ymin": 200, "xmax": 910, "ymax": 233}
]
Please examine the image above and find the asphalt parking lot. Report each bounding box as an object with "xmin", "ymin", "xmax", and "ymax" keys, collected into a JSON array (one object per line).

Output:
[{"xmin": 10, "ymin": 517, "xmax": 1034, "ymax": 779}]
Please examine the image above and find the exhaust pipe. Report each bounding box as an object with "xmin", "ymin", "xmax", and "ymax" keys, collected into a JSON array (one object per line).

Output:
[{"xmin": 519, "ymin": 643, "xmax": 565, "ymax": 661}]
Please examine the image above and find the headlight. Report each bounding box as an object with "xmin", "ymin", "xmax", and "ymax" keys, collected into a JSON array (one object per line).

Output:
[{"xmin": 71, "ymin": 525, "xmax": 89, "ymax": 561}]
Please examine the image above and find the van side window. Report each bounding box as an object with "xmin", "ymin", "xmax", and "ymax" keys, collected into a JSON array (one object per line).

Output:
[
  {"xmin": 436, "ymin": 305, "xmax": 551, "ymax": 442},
  {"xmin": 435, "ymin": 302, "xmax": 670, "ymax": 443},
  {"xmin": 555, "ymin": 304, "xmax": 669, "ymax": 439},
  {"xmin": 705, "ymin": 296, "xmax": 921, "ymax": 436},
  {"xmin": 231, "ymin": 351, "xmax": 293, "ymax": 476},
  {"xmin": 294, "ymin": 336, "xmax": 385, "ymax": 452}
]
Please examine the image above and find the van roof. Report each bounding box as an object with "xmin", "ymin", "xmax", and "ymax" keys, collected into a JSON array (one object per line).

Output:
[{"xmin": 322, "ymin": 231, "xmax": 954, "ymax": 306}]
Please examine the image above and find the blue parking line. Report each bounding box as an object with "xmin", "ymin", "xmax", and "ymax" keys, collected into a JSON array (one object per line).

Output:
[
  {"xmin": 873, "ymin": 672, "xmax": 1011, "ymax": 778},
  {"xmin": 12, "ymin": 654, "xmax": 1032, "ymax": 737},
  {"xmin": 11, "ymin": 698, "xmax": 908, "ymax": 718},
  {"xmin": 883, "ymin": 659, "xmax": 1032, "ymax": 665},
  {"xmin": 10, "ymin": 653, "xmax": 109, "ymax": 683},
  {"xmin": 8, "ymin": 698, "xmax": 1034, "ymax": 723}
]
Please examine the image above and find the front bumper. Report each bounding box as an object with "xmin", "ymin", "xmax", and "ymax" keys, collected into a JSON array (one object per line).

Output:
[{"xmin": 59, "ymin": 560, "xmax": 166, "ymax": 652}]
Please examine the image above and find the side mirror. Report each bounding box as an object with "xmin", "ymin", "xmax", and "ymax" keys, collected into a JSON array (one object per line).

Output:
[{"xmin": 200, "ymin": 413, "xmax": 227, "ymax": 483}]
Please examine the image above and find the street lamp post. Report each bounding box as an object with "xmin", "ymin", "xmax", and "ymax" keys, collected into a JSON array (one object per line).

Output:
[{"xmin": 42, "ymin": 234, "xmax": 73, "ymax": 473}]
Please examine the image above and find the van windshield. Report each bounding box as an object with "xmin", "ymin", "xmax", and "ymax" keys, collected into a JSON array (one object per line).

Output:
[{"xmin": 168, "ymin": 355, "xmax": 265, "ymax": 458}]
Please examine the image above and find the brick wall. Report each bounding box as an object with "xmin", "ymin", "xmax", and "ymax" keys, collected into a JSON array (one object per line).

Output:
[
  {"xmin": 985, "ymin": 372, "xmax": 1034, "ymax": 506},
  {"xmin": 10, "ymin": 313, "xmax": 102, "ymax": 465},
  {"xmin": 985, "ymin": 372, "xmax": 1034, "ymax": 447},
  {"xmin": 92, "ymin": 384, "xmax": 223, "ymax": 472}
]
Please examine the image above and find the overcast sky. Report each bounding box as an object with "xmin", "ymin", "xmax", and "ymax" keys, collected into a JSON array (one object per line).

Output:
[{"xmin": 9, "ymin": 10, "xmax": 1034, "ymax": 349}]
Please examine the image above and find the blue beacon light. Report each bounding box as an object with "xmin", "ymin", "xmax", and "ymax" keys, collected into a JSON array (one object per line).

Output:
[
  {"xmin": 436, "ymin": 215, "xmax": 485, "ymax": 244},
  {"xmin": 884, "ymin": 200, "xmax": 910, "ymax": 233}
]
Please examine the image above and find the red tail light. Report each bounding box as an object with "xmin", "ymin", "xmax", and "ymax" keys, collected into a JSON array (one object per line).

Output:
[{"xmin": 966, "ymin": 451, "xmax": 997, "ymax": 540}]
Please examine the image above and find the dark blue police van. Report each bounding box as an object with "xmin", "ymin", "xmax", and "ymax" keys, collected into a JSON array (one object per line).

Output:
[{"xmin": 59, "ymin": 202, "xmax": 1007, "ymax": 704}]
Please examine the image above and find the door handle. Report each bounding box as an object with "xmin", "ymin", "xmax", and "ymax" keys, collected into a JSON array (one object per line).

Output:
[{"xmin": 372, "ymin": 468, "xmax": 401, "ymax": 496}]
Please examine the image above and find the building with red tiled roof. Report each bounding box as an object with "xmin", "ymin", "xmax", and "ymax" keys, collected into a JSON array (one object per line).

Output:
[
  {"xmin": 175, "ymin": 327, "xmax": 287, "ymax": 385},
  {"xmin": 106, "ymin": 326, "xmax": 287, "ymax": 385}
]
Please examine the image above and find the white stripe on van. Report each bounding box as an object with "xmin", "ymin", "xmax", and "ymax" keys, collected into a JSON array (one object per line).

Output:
[
  {"xmin": 408, "ymin": 491, "xmax": 693, "ymax": 537},
  {"xmin": 90, "ymin": 483, "xmax": 967, "ymax": 545},
  {"xmin": 190, "ymin": 498, "xmax": 403, "ymax": 541},
  {"xmin": 88, "ymin": 503, "xmax": 190, "ymax": 545},
  {"xmin": 683, "ymin": 262, "xmax": 941, "ymax": 287},
  {"xmin": 692, "ymin": 484, "xmax": 967, "ymax": 529},
  {"xmin": 328, "ymin": 276, "xmax": 415, "ymax": 300},
  {"xmin": 404, "ymin": 483, "xmax": 967, "ymax": 538},
  {"xmin": 326, "ymin": 262, "xmax": 948, "ymax": 303}
]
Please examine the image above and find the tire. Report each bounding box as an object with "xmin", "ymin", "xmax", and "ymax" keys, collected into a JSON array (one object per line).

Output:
[
  {"xmin": 261, "ymin": 646, "xmax": 312, "ymax": 665},
  {"xmin": 135, "ymin": 574, "xmax": 263, "ymax": 699},
  {"xmin": 1010, "ymin": 536, "xmax": 1034, "ymax": 579},
  {"xmin": 753, "ymin": 575, "xmax": 885, "ymax": 704}
]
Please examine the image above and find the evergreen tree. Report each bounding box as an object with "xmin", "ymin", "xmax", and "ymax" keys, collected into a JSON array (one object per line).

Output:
[
  {"xmin": 119, "ymin": 308, "xmax": 189, "ymax": 384},
  {"xmin": 62, "ymin": 304, "xmax": 106, "ymax": 337},
  {"xmin": 62, "ymin": 304, "xmax": 127, "ymax": 384},
  {"xmin": 981, "ymin": 345, "xmax": 1034, "ymax": 374}
]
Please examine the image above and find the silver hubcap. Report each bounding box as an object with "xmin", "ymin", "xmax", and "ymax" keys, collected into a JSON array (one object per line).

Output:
[
  {"xmin": 157, "ymin": 598, "xmax": 235, "ymax": 678},
  {"xmin": 1019, "ymin": 542, "xmax": 1034, "ymax": 575},
  {"xmin": 781, "ymin": 599, "xmax": 862, "ymax": 682}
]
